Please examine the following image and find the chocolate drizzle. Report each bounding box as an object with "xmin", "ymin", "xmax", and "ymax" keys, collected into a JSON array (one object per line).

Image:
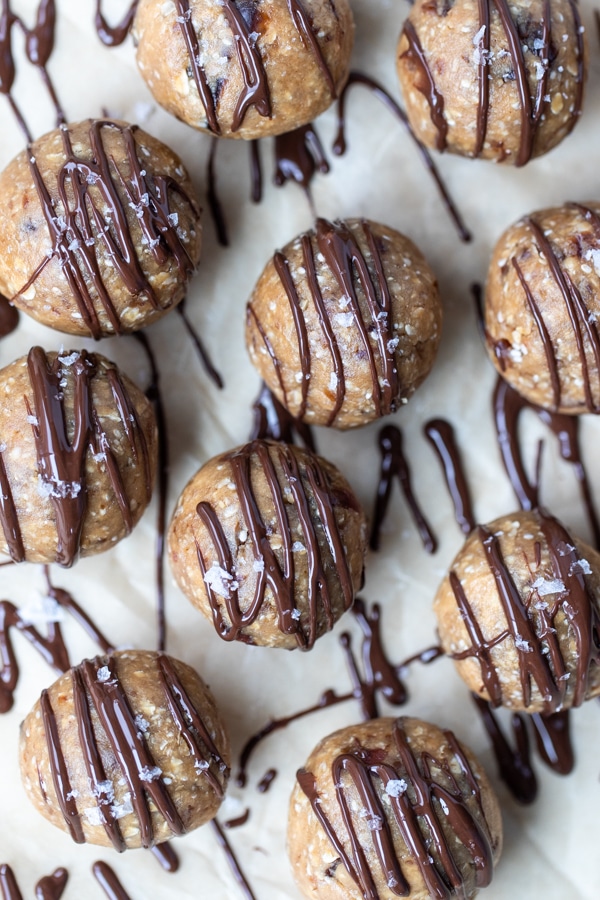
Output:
[
  {"xmin": 196, "ymin": 440, "xmax": 354, "ymax": 648},
  {"xmin": 211, "ymin": 820, "xmax": 257, "ymax": 900},
  {"xmin": 334, "ymin": 72, "xmax": 470, "ymax": 242},
  {"xmin": 257, "ymin": 768, "xmax": 277, "ymax": 793},
  {"xmin": 371, "ymin": 425, "xmax": 437, "ymax": 554},
  {"xmin": 297, "ymin": 719, "xmax": 494, "ymax": 900},
  {"xmin": 5, "ymin": 347, "xmax": 152, "ymax": 568},
  {"xmin": 0, "ymin": 572, "xmax": 114, "ymax": 714},
  {"xmin": 0, "ymin": 0, "xmax": 64, "ymax": 142},
  {"xmin": 424, "ymin": 419, "xmax": 475, "ymax": 534},
  {"xmin": 257, "ymin": 218, "xmax": 402, "ymax": 425},
  {"xmin": 401, "ymin": 0, "xmax": 584, "ymax": 166},
  {"xmin": 251, "ymin": 382, "xmax": 315, "ymax": 451},
  {"xmin": 273, "ymin": 123, "xmax": 330, "ymax": 195},
  {"xmin": 42, "ymin": 653, "xmax": 229, "ymax": 849},
  {"xmin": 0, "ymin": 295, "xmax": 18, "ymax": 339},
  {"xmin": 449, "ymin": 510, "xmax": 600, "ymax": 712},
  {"xmin": 95, "ymin": 1, "xmax": 138, "ymax": 47},
  {"xmin": 175, "ymin": 300, "xmax": 224, "ymax": 389},
  {"xmin": 21, "ymin": 120, "xmax": 198, "ymax": 339},
  {"xmin": 493, "ymin": 377, "xmax": 600, "ymax": 547},
  {"xmin": 0, "ymin": 865, "xmax": 68, "ymax": 900},
  {"xmin": 92, "ymin": 862, "xmax": 132, "ymax": 900},
  {"xmin": 174, "ymin": 0, "xmax": 335, "ymax": 135},
  {"xmin": 236, "ymin": 598, "xmax": 443, "ymax": 785},
  {"xmin": 149, "ymin": 843, "xmax": 180, "ymax": 873}
]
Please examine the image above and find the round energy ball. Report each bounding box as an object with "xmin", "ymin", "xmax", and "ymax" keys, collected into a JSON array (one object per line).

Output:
[
  {"xmin": 0, "ymin": 347, "xmax": 157, "ymax": 567},
  {"xmin": 168, "ymin": 439, "xmax": 366, "ymax": 649},
  {"xmin": 396, "ymin": 0, "xmax": 586, "ymax": 165},
  {"xmin": 0, "ymin": 119, "xmax": 202, "ymax": 338},
  {"xmin": 245, "ymin": 218, "xmax": 442, "ymax": 429},
  {"xmin": 133, "ymin": 0, "xmax": 354, "ymax": 140},
  {"xmin": 19, "ymin": 650, "xmax": 230, "ymax": 850},
  {"xmin": 434, "ymin": 509, "xmax": 600, "ymax": 713},
  {"xmin": 485, "ymin": 202, "xmax": 600, "ymax": 414},
  {"xmin": 288, "ymin": 716, "xmax": 502, "ymax": 900}
]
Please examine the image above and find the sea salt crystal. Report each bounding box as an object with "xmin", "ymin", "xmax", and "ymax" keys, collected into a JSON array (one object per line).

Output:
[
  {"xmin": 96, "ymin": 666, "xmax": 111, "ymax": 683},
  {"xmin": 291, "ymin": 609, "xmax": 302, "ymax": 621},
  {"xmin": 333, "ymin": 312, "xmax": 354, "ymax": 328},
  {"xmin": 168, "ymin": 212, "xmax": 179, "ymax": 227},
  {"xmin": 139, "ymin": 766, "xmax": 162, "ymax": 783},
  {"xmin": 532, "ymin": 576, "xmax": 566, "ymax": 596},
  {"xmin": 58, "ymin": 352, "xmax": 80, "ymax": 367},
  {"xmin": 203, "ymin": 564, "xmax": 238, "ymax": 598},
  {"xmin": 253, "ymin": 558, "xmax": 265, "ymax": 573},
  {"xmin": 570, "ymin": 558, "xmax": 592, "ymax": 576},
  {"xmin": 514, "ymin": 634, "xmax": 532, "ymax": 652},
  {"xmin": 385, "ymin": 779, "xmax": 407, "ymax": 798},
  {"xmin": 135, "ymin": 715, "xmax": 150, "ymax": 734}
]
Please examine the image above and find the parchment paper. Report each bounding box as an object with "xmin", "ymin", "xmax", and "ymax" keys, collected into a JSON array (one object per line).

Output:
[{"xmin": 1, "ymin": 1, "xmax": 600, "ymax": 897}]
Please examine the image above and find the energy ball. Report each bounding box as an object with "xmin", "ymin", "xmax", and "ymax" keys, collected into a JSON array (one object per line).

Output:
[
  {"xmin": 19, "ymin": 650, "xmax": 230, "ymax": 850},
  {"xmin": 0, "ymin": 347, "xmax": 157, "ymax": 567},
  {"xmin": 397, "ymin": 0, "xmax": 586, "ymax": 165},
  {"xmin": 168, "ymin": 439, "xmax": 366, "ymax": 649},
  {"xmin": 246, "ymin": 218, "xmax": 442, "ymax": 429},
  {"xmin": 0, "ymin": 119, "xmax": 202, "ymax": 338},
  {"xmin": 133, "ymin": 0, "xmax": 354, "ymax": 140},
  {"xmin": 434, "ymin": 509, "xmax": 600, "ymax": 713},
  {"xmin": 288, "ymin": 716, "xmax": 502, "ymax": 900},
  {"xmin": 485, "ymin": 202, "xmax": 600, "ymax": 414}
]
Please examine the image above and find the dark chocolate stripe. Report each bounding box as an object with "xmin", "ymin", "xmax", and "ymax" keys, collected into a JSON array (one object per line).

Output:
[
  {"xmin": 401, "ymin": 19, "xmax": 447, "ymax": 151},
  {"xmin": 95, "ymin": 1, "xmax": 138, "ymax": 47},
  {"xmin": 92, "ymin": 862, "xmax": 132, "ymax": 900},
  {"xmin": 41, "ymin": 688, "xmax": 85, "ymax": 843},
  {"xmin": 287, "ymin": 0, "xmax": 336, "ymax": 97},
  {"xmin": 0, "ymin": 451, "xmax": 24, "ymax": 562},
  {"xmin": 424, "ymin": 419, "xmax": 475, "ymax": 534}
]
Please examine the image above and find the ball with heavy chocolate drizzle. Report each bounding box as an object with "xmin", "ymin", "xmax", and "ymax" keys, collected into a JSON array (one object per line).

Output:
[
  {"xmin": 485, "ymin": 203, "xmax": 600, "ymax": 413},
  {"xmin": 19, "ymin": 650, "xmax": 230, "ymax": 850},
  {"xmin": 133, "ymin": 0, "xmax": 354, "ymax": 140},
  {"xmin": 397, "ymin": 0, "xmax": 585, "ymax": 165},
  {"xmin": 0, "ymin": 347, "xmax": 157, "ymax": 567},
  {"xmin": 0, "ymin": 119, "xmax": 202, "ymax": 338},
  {"xmin": 434, "ymin": 510, "xmax": 600, "ymax": 713},
  {"xmin": 288, "ymin": 716, "xmax": 502, "ymax": 900},
  {"xmin": 246, "ymin": 218, "xmax": 442, "ymax": 429},
  {"xmin": 168, "ymin": 439, "xmax": 366, "ymax": 649}
]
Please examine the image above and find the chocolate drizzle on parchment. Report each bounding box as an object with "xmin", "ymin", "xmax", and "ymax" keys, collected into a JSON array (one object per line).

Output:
[
  {"xmin": 493, "ymin": 377, "xmax": 600, "ymax": 547},
  {"xmin": 401, "ymin": 0, "xmax": 584, "ymax": 166},
  {"xmin": 0, "ymin": 0, "xmax": 65, "ymax": 142},
  {"xmin": 0, "ymin": 347, "xmax": 153, "ymax": 568},
  {"xmin": 19, "ymin": 120, "xmax": 199, "ymax": 340},
  {"xmin": 92, "ymin": 862, "xmax": 132, "ymax": 900},
  {"xmin": 371, "ymin": 425, "xmax": 437, "ymax": 553},
  {"xmin": 0, "ymin": 864, "xmax": 68, "ymax": 900},
  {"xmin": 196, "ymin": 440, "xmax": 354, "ymax": 649},
  {"xmin": 95, "ymin": 1, "xmax": 139, "ymax": 47},
  {"xmin": 41, "ymin": 653, "xmax": 229, "ymax": 849},
  {"xmin": 424, "ymin": 419, "xmax": 476, "ymax": 535},
  {"xmin": 297, "ymin": 719, "xmax": 495, "ymax": 900},
  {"xmin": 251, "ymin": 382, "xmax": 315, "ymax": 451},
  {"xmin": 449, "ymin": 510, "xmax": 600, "ymax": 712},
  {"xmin": 0, "ymin": 295, "xmax": 18, "ymax": 340}
]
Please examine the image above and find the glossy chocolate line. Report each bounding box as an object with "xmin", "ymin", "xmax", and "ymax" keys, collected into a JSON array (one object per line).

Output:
[
  {"xmin": 150, "ymin": 843, "xmax": 179, "ymax": 873},
  {"xmin": 0, "ymin": 450, "xmax": 25, "ymax": 562},
  {"xmin": 134, "ymin": 332, "xmax": 168, "ymax": 652},
  {"xmin": 173, "ymin": 0, "xmax": 220, "ymax": 134},
  {"xmin": 257, "ymin": 768, "xmax": 277, "ymax": 793},
  {"xmin": 492, "ymin": 0, "xmax": 533, "ymax": 167},
  {"xmin": 273, "ymin": 123, "xmax": 330, "ymax": 193},
  {"xmin": 371, "ymin": 425, "xmax": 437, "ymax": 554},
  {"xmin": 511, "ymin": 256, "xmax": 561, "ymax": 409},
  {"xmin": 224, "ymin": 808, "xmax": 251, "ymax": 829},
  {"xmin": 297, "ymin": 719, "xmax": 493, "ymax": 900},
  {"xmin": 530, "ymin": 709, "xmax": 574, "ymax": 775},
  {"xmin": 211, "ymin": 820, "xmax": 257, "ymax": 900},
  {"xmin": 250, "ymin": 382, "xmax": 316, "ymax": 451},
  {"xmin": 41, "ymin": 688, "xmax": 86, "ymax": 843},
  {"xmin": 474, "ymin": 0, "xmax": 491, "ymax": 157},
  {"xmin": 207, "ymin": 136, "xmax": 229, "ymax": 246},
  {"xmin": 92, "ymin": 862, "xmax": 132, "ymax": 900},
  {"xmin": 247, "ymin": 305, "xmax": 289, "ymax": 405},
  {"xmin": 197, "ymin": 441, "xmax": 353, "ymax": 648},
  {"xmin": 222, "ymin": 0, "xmax": 271, "ymax": 132},
  {"xmin": 424, "ymin": 419, "xmax": 475, "ymax": 534},
  {"xmin": 286, "ymin": 0, "xmax": 336, "ymax": 97},
  {"xmin": 236, "ymin": 599, "xmax": 444, "ymax": 785},
  {"xmin": 333, "ymin": 72, "xmax": 471, "ymax": 242},
  {"xmin": 273, "ymin": 251, "xmax": 311, "ymax": 419},
  {"xmin": 23, "ymin": 120, "xmax": 197, "ymax": 338},
  {"xmin": 95, "ymin": 1, "xmax": 138, "ymax": 47},
  {"xmin": 157, "ymin": 652, "xmax": 230, "ymax": 797},
  {"xmin": 34, "ymin": 867, "xmax": 68, "ymax": 900},
  {"xmin": 401, "ymin": 19, "xmax": 448, "ymax": 152},
  {"xmin": 471, "ymin": 695, "xmax": 538, "ymax": 804},
  {"xmin": 493, "ymin": 377, "xmax": 600, "ymax": 547},
  {"xmin": 175, "ymin": 300, "xmax": 225, "ymax": 389},
  {"xmin": 0, "ymin": 294, "xmax": 18, "ymax": 339}
]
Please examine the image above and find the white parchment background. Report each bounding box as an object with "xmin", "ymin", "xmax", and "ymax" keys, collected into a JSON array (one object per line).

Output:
[{"xmin": 1, "ymin": 1, "xmax": 600, "ymax": 897}]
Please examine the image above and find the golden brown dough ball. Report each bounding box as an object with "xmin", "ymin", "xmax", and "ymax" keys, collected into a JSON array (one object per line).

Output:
[
  {"xmin": 0, "ymin": 119, "xmax": 202, "ymax": 338},
  {"xmin": 288, "ymin": 716, "xmax": 502, "ymax": 900},
  {"xmin": 19, "ymin": 650, "xmax": 230, "ymax": 850},
  {"xmin": 245, "ymin": 218, "xmax": 442, "ymax": 429},
  {"xmin": 485, "ymin": 202, "xmax": 600, "ymax": 413},
  {"xmin": 0, "ymin": 347, "xmax": 157, "ymax": 567},
  {"xmin": 397, "ymin": 0, "xmax": 586, "ymax": 165},
  {"xmin": 434, "ymin": 509, "xmax": 600, "ymax": 713},
  {"xmin": 133, "ymin": 0, "xmax": 354, "ymax": 140},
  {"xmin": 168, "ymin": 439, "xmax": 366, "ymax": 649}
]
